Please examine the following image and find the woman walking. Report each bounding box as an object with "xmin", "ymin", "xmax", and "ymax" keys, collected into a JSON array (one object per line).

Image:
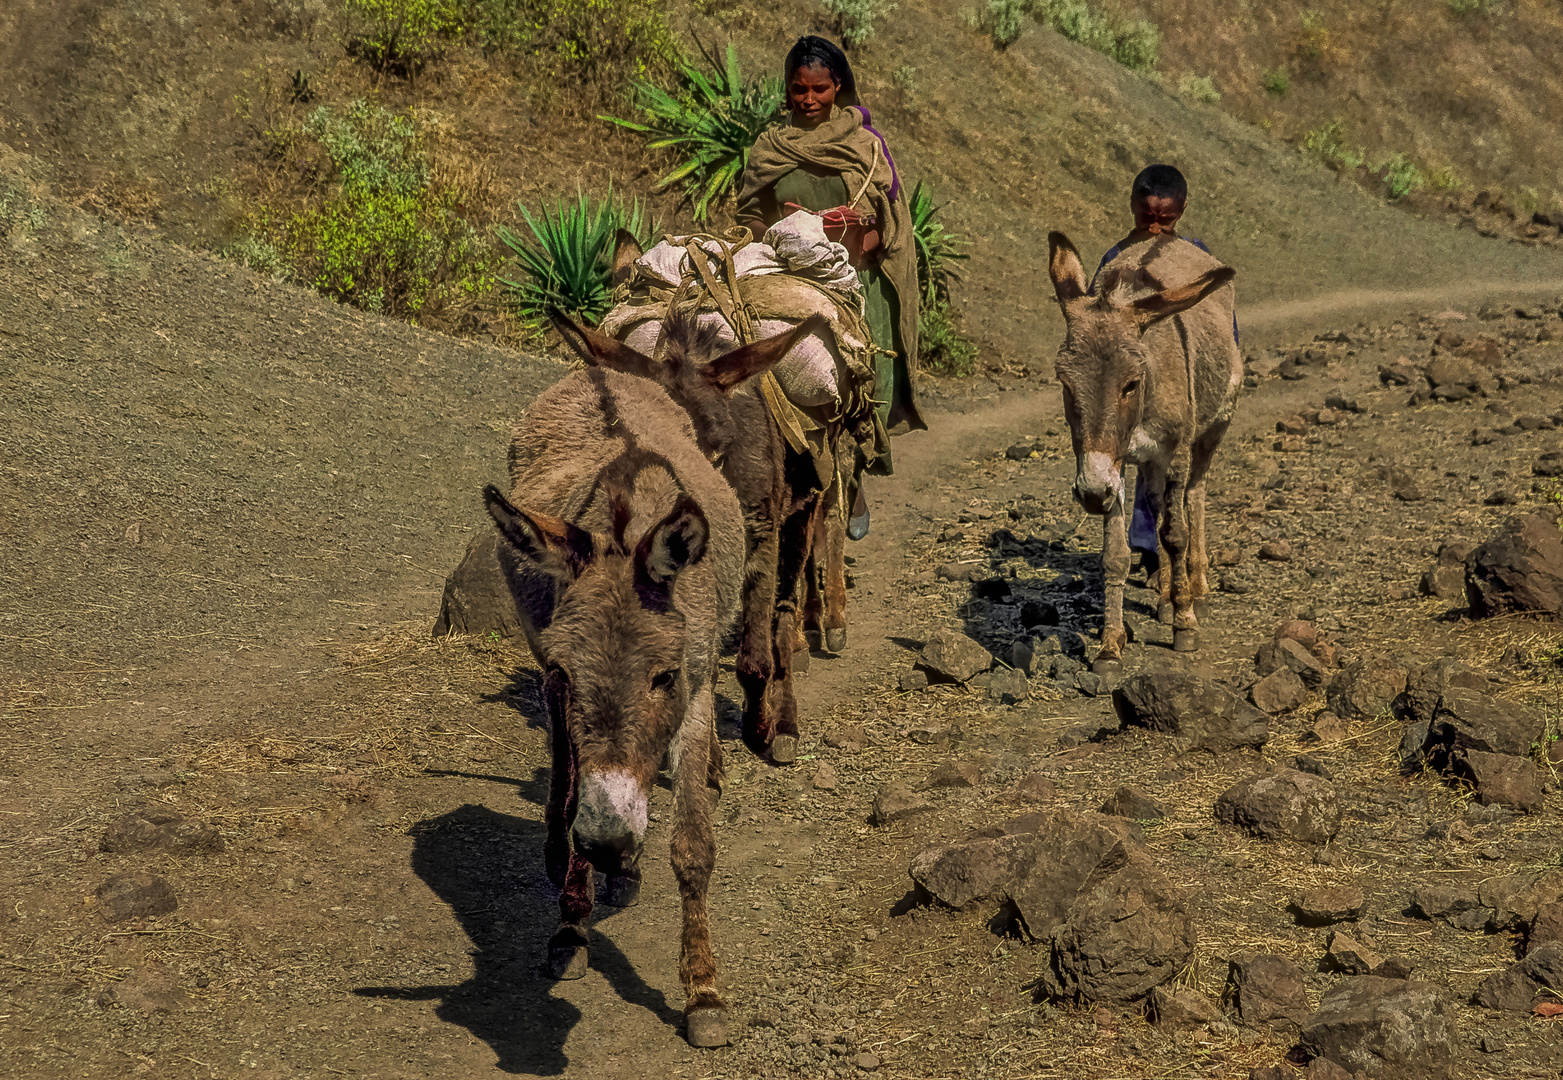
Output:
[{"xmin": 737, "ymin": 35, "xmax": 925, "ymax": 539}]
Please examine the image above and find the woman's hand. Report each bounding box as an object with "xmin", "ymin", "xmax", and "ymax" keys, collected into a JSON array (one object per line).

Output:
[{"xmin": 857, "ymin": 228, "xmax": 882, "ymax": 263}]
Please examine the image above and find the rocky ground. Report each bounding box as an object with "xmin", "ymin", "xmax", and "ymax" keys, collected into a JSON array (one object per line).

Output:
[{"xmin": 4, "ymin": 160, "xmax": 1563, "ymax": 1079}]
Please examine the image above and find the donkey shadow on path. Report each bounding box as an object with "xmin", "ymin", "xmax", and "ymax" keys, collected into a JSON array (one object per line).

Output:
[{"xmin": 354, "ymin": 666, "xmax": 686, "ymax": 1075}]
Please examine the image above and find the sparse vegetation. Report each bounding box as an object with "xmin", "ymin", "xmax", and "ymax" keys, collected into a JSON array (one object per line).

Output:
[
  {"xmin": 496, "ymin": 190, "xmax": 657, "ymax": 331},
  {"xmin": 1301, "ymin": 118, "xmax": 1364, "ymax": 173},
  {"xmin": 892, "ymin": 64, "xmax": 920, "ymax": 109},
  {"xmin": 982, "ymin": 0, "xmax": 1159, "ymax": 71},
  {"xmin": 1446, "ymin": 0, "xmax": 1503, "ymax": 16},
  {"xmin": 1428, "ymin": 165, "xmax": 1463, "ymax": 194},
  {"xmin": 1377, "ymin": 153, "xmax": 1425, "ymax": 201},
  {"xmin": 918, "ymin": 301, "xmax": 979, "ymax": 377},
  {"xmin": 601, "ymin": 42, "xmax": 781, "ymax": 222},
  {"xmin": 908, "ymin": 180, "xmax": 976, "ymax": 377},
  {"xmin": 1261, "ymin": 68, "xmax": 1290, "ymax": 95},
  {"xmin": 1177, "ymin": 74, "xmax": 1220, "ymax": 103},
  {"xmin": 824, "ymin": 0, "xmax": 899, "ymax": 48},
  {"xmin": 342, "ymin": 0, "xmax": 463, "ymax": 74},
  {"xmin": 1296, "ymin": 9, "xmax": 1330, "ymax": 63}
]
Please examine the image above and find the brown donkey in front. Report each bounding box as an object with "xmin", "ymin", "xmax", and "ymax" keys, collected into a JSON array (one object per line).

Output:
[
  {"xmin": 1046, "ymin": 232, "xmax": 1239, "ymax": 666},
  {"xmin": 483, "ymin": 314, "xmax": 808, "ymax": 1048}
]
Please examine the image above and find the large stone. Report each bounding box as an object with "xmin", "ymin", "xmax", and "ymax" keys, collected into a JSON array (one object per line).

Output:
[
  {"xmin": 1326, "ymin": 654, "xmax": 1408, "ymax": 720},
  {"xmin": 1041, "ymin": 844, "xmax": 1195, "ymax": 1005},
  {"xmin": 431, "ymin": 532, "xmax": 522, "ymax": 638},
  {"xmin": 1425, "ymin": 687, "xmax": 1545, "ymax": 762},
  {"xmin": 1291, "ymin": 886, "xmax": 1364, "ymax": 926},
  {"xmin": 1215, "ymin": 769, "xmax": 1343, "ymax": 844},
  {"xmin": 1112, "ymin": 673, "xmax": 1269, "ymax": 752},
  {"xmin": 1450, "ymin": 749, "xmax": 1544, "ymax": 811},
  {"xmin": 1225, "ymin": 953, "xmax": 1311, "ymax": 1029},
  {"xmin": 1099, "ymin": 786, "xmax": 1167, "ymax": 821},
  {"xmin": 1325, "ymin": 930, "xmax": 1383, "ymax": 975},
  {"xmin": 919, "ymin": 630, "xmax": 994, "ymax": 683},
  {"xmin": 1251, "ymin": 668, "xmax": 1307, "ymax": 714},
  {"xmin": 96, "ymin": 872, "xmax": 178, "ymax": 922},
  {"xmin": 1477, "ymin": 870, "xmax": 1563, "ymax": 932},
  {"xmin": 1147, "ymin": 985, "xmax": 1221, "ymax": 1027},
  {"xmin": 1298, "ymin": 977, "xmax": 1458, "ymax": 1076},
  {"xmin": 988, "ymin": 666, "xmax": 1029, "ymax": 705},
  {"xmin": 1257, "ymin": 636, "xmax": 1329, "ymax": 687},
  {"xmin": 910, "ymin": 833, "xmax": 1041, "ymax": 910},
  {"xmin": 1002, "ymin": 810, "xmax": 1144, "ymax": 941},
  {"xmin": 1530, "ymin": 902, "xmax": 1563, "ymax": 953},
  {"xmin": 1395, "ymin": 658, "xmax": 1489, "ymax": 727},
  {"xmin": 1466, "ymin": 514, "xmax": 1563, "ymax": 618},
  {"xmin": 870, "ymin": 782, "xmax": 931, "ymax": 826},
  {"xmin": 1409, "ymin": 885, "xmax": 1490, "ymax": 932},
  {"xmin": 100, "ymin": 811, "xmax": 224, "ymax": 855},
  {"xmin": 1475, "ymin": 943, "xmax": 1563, "ymax": 1012}
]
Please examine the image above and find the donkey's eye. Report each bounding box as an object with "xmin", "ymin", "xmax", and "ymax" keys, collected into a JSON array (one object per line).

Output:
[
  {"xmin": 1122, "ymin": 380, "xmax": 1140, "ymax": 398},
  {"xmin": 651, "ymin": 669, "xmax": 680, "ymax": 692}
]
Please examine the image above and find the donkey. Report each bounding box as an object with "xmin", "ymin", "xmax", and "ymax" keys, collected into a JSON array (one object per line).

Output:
[
  {"xmin": 1046, "ymin": 231, "xmax": 1239, "ymax": 665},
  {"xmin": 483, "ymin": 314, "xmax": 808, "ymax": 1048}
]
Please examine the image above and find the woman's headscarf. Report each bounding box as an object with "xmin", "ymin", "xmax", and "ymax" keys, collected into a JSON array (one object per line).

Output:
[{"xmin": 784, "ymin": 36, "xmax": 859, "ymax": 108}]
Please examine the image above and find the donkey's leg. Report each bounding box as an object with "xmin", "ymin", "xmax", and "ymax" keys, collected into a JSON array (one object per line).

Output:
[
  {"xmin": 543, "ymin": 681, "xmax": 593, "ymax": 977},
  {"xmin": 1159, "ymin": 456, "xmax": 1198, "ymax": 652},
  {"xmin": 765, "ymin": 497, "xmax": 816, "ymax": 765},
  {"xmin": 671, "ymin": 683, "xmax": 728, "ymax": 1047},
  {"xmin": 736, "ymin": 500, "xmax": 780, "ymax": 762},
  {"xmin": 1135, "ymin": 460, "xmax": 1174, "ymax": 623},
  {"xmin": 1095, "ymin": 502, "xmax": 1130, "ymax": 669},
  {"xmin": 1185, "ymin": 425, "xmax": 1227, "ymax": 620},
  {"xmin": 801, "ymin": 497, "xmax": 825, "ymax": 651},
  {"xmin": 820, "ymin": 490, "xmax": 849, "ymax": 654}
]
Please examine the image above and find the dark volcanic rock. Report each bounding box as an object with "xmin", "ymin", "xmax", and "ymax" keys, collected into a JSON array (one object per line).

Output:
[
  {"xmin": 431, "ymin": 532, "xmax": 522, "ymax": 638},
  {"xmin": 1113, "ymin": 673, "xmax": 1269, "ymax": 752},
  {"xmin": 1477, "ymin": 870, "xmax": 1563, "ymax": 932},
  {"xmin": 1326, "ymin": 654, "xmax": 1408, "ymax": 720},
  {"xmin": 918, "ymin": 630, "xmax": 994, "ymax": 682},
  {"xmin": 1409, "ymin": 885, "xmax": 1490, "ymax": 932},
  {"xmin": 1530, "ymin": 902, "xmax": 1563, "ymax": 953},
  {"xmin": 1147, "ymin": 985, "xmax": 1221, "ymax": 1027},
  {"xmin": 1098, "ymin": 786, "xmax": 1167, "ymax": 821},
  {"xmin": 1225, "ymin": 953, "xmax": 1311, "ymax": 1029},
  {"xmin": 1215, "ymin": 769, "xmax": 1343, "ymax": 844},
  {"xmin": 1475, "ymin": 943, "xmax": 1563, "ymax": 1012},
  {"xmin": 1466, "ymin": 513, "xmax": 1563, "ymax": 618},
  {"xmin": 100, "ymin": 810, "xmax": 224, "ymax": 855},
  {"xmin": 1450, "ymin": 748, "xmax": 1544, "ymax": 811},
  {"xmin": 1291, "ymin": 886, "xmax": 1364, "ymax": 926},
  {"xmin": 1011, "ymin": 772, "xmax": 1058, "ymax": 803},
  {"xmin": 1251, "ymin": 667, "xmax": 1306, "ymax": 714},
  {"xmin": 1041, "ymin": 844, "xmax": 1194, "ymax": 1005},
  {"xmin": 910, "ymin": 833, "xmax": 1040, "ymax": 910},
  {"xmin": 97, "ymin": 872, "xmax": 178, "ymax": 922},
  {"xmin": 1425, "ymin": 687, "xmax": 1545, "ymax": 762},
  {"xmin": 1395, "ymin": 658, "xmax": 1489, "ymax": 727},
  {"xmin": 1325, "ymin": 930, "xmax": 1383, "ymax": 975},
  {"xmin": 1298, "ymin": 977, "xmax": 1457, "ymax": 1076},
  {"xmin": 988, "ymin": 666, "xmax": 1029, "ymax": 705},
  {"xmin": 1256, "ymin": 636, "xmax": 1329, "ymax": 686},
  {"xmin": 871, "ymin": 782, "xmax": 931, "ymax": 826},
  {"xmin": 1003, "ymin": 811, "xmax": 1144, "ymax": 941}
]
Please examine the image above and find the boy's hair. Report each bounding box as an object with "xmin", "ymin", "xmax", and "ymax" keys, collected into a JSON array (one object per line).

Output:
[{"xmin": 1131, "ymin": 164, "xmax": 1188, "ymax": 205}]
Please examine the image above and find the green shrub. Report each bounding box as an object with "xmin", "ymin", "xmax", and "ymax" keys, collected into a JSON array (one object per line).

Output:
[
  {"xmin": 1296, "ymin": 10, "xmax": 1329, "ymax": 63},
  {"xmin": 919, "ymin": 301, "xmax": 978, "ymax": 377},
  {"xmin": 987, "ymin": 1, "xmax": 1159, "ymax": 71},
  {"xmin": 1301, "ymin": 119, "xmax": 1363, "ymax": 172},
  {"xmin": 908, "ymin": 180, "xmax": 969, "ymax": 306},
  {"xmin": 986, "ymin": 0, "xmax": 1029, "ymax": 46},
  {"xmin": 496, "ymin": 191, "xmax": 657, "ymax": 331},
  {"xmin": 1261, "ymin": 68, "xmax": 1290, "ymax": 95},
  {"xmin": 1177, "ymin": 73, "xmax": 1220, "ymax": 103},
  {"xmin": 1379, "ymin": 153, "xmax": 1426, "ymax": 201},
  {"xmin": 221, "ymin": 235, "xmax": 287, "ymax": 279},
  {"xmin": 342, "ymin": 0, "xmax": 463, "ymax": 72},
  {"xmin": 824, "ymin": 0, "xmax": 898, "ymax": 48},
  {"xmin": 1428, "ymin": 165, "xmax": 1463, "ymax": 194},
  {"xmin": 601, "ymin": 42, "xmax": 782, "ymax": 221}
]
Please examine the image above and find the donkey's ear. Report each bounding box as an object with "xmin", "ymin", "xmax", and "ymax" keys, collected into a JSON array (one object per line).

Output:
[
  {"xmin": 705, "ymin": 314, "xmax": 828, "ymax": 391},
  {"xmin": 633, "ymin": 496, "xmax": 709, "ymax": 611},
  {"xmin": 553, "ymin": 315, "xmax": 661, "ymax": 379},
  {"xmin": 610, "ymin": 229, "xmax": 644, "ymax": 287},
  {"xmin": 1048, "ymin": 232, "xmax": 1088, "ymax": 304},
  {"xmin": 1130, "ymin": 266, "xmax": 1236, "ymax": 331},
  {"xmin": 483, "ymin": 484, "xmax": 595, "ymax": 580}
]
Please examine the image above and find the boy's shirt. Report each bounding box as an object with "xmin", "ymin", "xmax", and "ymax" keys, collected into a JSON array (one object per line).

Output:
[{"xmin": 1089, "ymin": 234, "xmax": 1237, "ymax": 344}]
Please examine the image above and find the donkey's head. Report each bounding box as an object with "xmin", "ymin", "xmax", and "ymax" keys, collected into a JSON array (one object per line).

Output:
[
  {"xmin": 483, "ymin": 483, "xmax": 709, "ymax": 875},
  {"xmin": 558, "ymin": 232, "xmax": 828, "ymax": 462},
  {"xmin": 1047, "ymin": 231, "xmax": 1235, "ymax": 515}
]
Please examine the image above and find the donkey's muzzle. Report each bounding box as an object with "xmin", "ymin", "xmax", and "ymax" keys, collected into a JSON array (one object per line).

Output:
[
  {"xmin": 572, "ymin": 770, "xmax": 647, "ymax": 874},
  {"xmin": 1074, "ymin": 451, "xmax": 1123, "ymax": 516}
]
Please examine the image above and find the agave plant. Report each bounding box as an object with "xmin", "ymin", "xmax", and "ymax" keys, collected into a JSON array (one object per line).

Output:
[
  {"xmin": 496, "ymin": 190, "xmax": 657, "ymax": 332},
  {"xmin": 601, "ymin": 41, "xmax": 783, "ymax": 222},
  {"xmin": 908, "ymin": 179, "xmax": 969, "ymax": 305}
]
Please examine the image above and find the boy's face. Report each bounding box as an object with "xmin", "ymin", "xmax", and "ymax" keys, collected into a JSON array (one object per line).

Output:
[{"xmin": 1132, "ymin": 195, "xmax": 1185, "ymax": 235}]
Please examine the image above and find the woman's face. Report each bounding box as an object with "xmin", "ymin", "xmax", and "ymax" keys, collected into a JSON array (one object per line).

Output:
[{"xmin": 788, "ymin": 62, "xmax": 839, "ymax": 129}]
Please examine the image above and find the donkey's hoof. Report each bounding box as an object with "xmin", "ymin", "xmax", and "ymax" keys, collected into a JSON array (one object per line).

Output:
[
  {"xmin": 1193, "ymin": 598, "xmax": 1212, "ymax": 620},
  {"xmin": 824, "ymin": 627, "xmax": 847, "ymax": 653},
  {"xmin": 1091, "ymin": 655, "xmax": 1122, "ymax": 675},
  {"xmin": 685, "ymin": 1008, "xmax": 730, "ymax": 1048},
  {"xmin": 804, "ymin": 628, "xmax": 823, "ymax": 651},
  {"xmin": 1172, "ymin": 628, "xmax": 1200, "ymax": 653},
  {"xmin": 792, "ymin": 648, "xmax": 811, "ymax": 674},
  {"xmin": 546, "ymin": 945, "xmax": 588, "ymax": 981},
  {"xmin": 769, "ymin": 735, "xmax": 798, "ymax": 765},
  {"xmin": 603, "ymin": 874, "xmax": 641, "ymax": 908},
  {"xmin": 1157, "ymin": 601, "xmax": 1175, "ymax": 625}
]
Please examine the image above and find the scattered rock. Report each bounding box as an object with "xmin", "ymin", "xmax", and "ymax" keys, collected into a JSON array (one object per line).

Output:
[
  {"xmin": 1259, "ymin": 540, "xmax": 1294, "ymax": 562},
  {"xmin": 823, "ymin": 725, "xmax": 867, "ymax": 751},
  {"xmin": 871, "ymin": 783, "xmax": 931, "ymax": 826},
  {"xmin": 1147, "ymin": 985, "xmax": 1221, "ymax": 1027},
  {"xmin": 1113, "ymin": 673, "xmax": 1270, "ymax": 752},
  {"xmin": 988, "ymin": 666, "xmax": 1029, "ymax": 705},
  {"xmin": 1097, "ymin": 786, "xmax": 1166, "ymax": 821},
  {"xmin": 1409, "ymin": 885, "xmax": 1489, "ymax": 932},
  {"xmin": 1378, "ymin": 358, "xmax": 1418, "ymax": 386},
  {"xmin": 854, "ymin": 1052, "xmax": 880, "ymax": 1071},
  {"xmin": 1389, "ymin": 469, "xmax": 1424, "ymax": 502},
  {"xmin": 1419, "ymin": 564, "xmax": 1465, "ymax": 599},
  {"xmin": 909, "ymin": 832, "xmax": 1040, "ymax": 910},
  {"xmin": 898, "ymin": 668, "xmax": 929, "ymax": 692},
  {"xmin": 1225, "ymin": 953, "xmax": 1311, "ymax": 1029},
  {"xmin": 1466, "ymin": 513, "xmax": 1563, "ymax": 618},
  {"xmin": 1005, "ymin": 440, "xmax": 1037, "ymax": 461},
  {"xmin": 96, "ymin": 872, "xmax": 178, "ymax": 923},
  {"xmin": 431, "ymin": 532, "xmax": 523, "ymax": 638},
  {"xmin": 1011, "ymin": 772, "xmax": 1058, "ymax": 803},
  {"xmin": 936, "ymin": 562, "xmax": 982, "ymax": 582},
  {"xmin": 1073, "ymin": 671, "xmax": 1105, "ymax": 697},
  {"xmin": 1255, "ymin": 636, "xmax": 1329, "ymax": 686},
  {"xmin": 919, "ymin": 630, "xmax": 993, "ymax": 682},
  {"xmin": 1529, "ymin": 902, "xmax": 1563, "ymax": 953},
  {"xmin": 1450, "ymin": 748, "xmax": 1544, "ymax": 812},
  {"xmin": 1395, "ymin": 658, "xmax": 1489, "ymax": 727},
  {"xmin": 99, "ymin": 811, "xmax": 223, "ymax": 855},
  {"xmin": 1006, "ymin": 637, "xmax": 1036, "ymax": 674},
  {"xmin": 1371, "ymin": 957, "xmax": 1416, "ymax": 980},
  {"xmin": 1215, "ymin": 769, "xmax": 1342, "ymax": 844},
  {"xmin": 1251, "ymin": 667, "xmax": 1307, "ymax": 714},
  {"xmin": 1425, "ymin": 686, "xmax": 1546, "ymax": 762},
  {"xmin": 1002, "ymin": 811, "xmax": 1145, "ymax": 941},
  {"xmin": 812, "ymin": 760, "xmax": 837, "ymax": 791},
  {"xmin": 1041, "ymin": 844, "xmax": 1195, "ymax": 1005},
  {"xmin": 1298, "ymin": 977, "xmax": 1457, "ymax": 1077},
  {"xmin": 1478, "ymin": 869, "xmax": 1563, "ymax": 932},
  {"xmin": 1020, "ymin": 600, "xmax": 1060, "ymax": 628},
  {"xmin": 1474, "ymin": 943, "xmax": 1563, "ymax": 1012},
  {"xmin": 1304, "ymin": 1058, "xmax": 1354, "ymax": 1080},
  {"xmin": 1307, "ymin": 713, "xmax": 1351, "ymax": 744},
  {"xmin": 1325, "ymin": 930, "xmax": 1383, "ymax": 975},
  {"xmin": 99, "ymin": 963, "xmax": 188, "ymax": 1012},
  {"xmin": 1291, "ymin": 886, "xmax": 1365, "ymax": 926},
  {"xmin": 926, "ymin": 761, "xmax": 981, "ymax": 789},
  {"xmin": 1326, "ymin": 654, "xmax": 1408, "ymax": 720}
]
